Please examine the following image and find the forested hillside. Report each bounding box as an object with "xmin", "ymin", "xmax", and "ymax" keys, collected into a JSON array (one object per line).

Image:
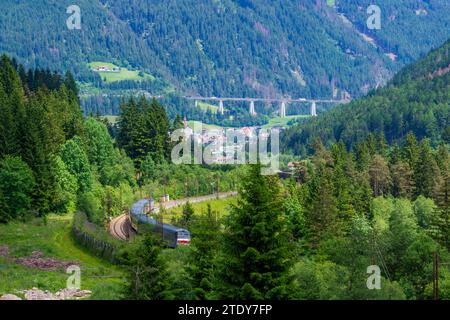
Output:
[
  {"xmin": 0, "ymin": 0, "xmax": 164, "ymax": 84},
  {"xmin": 338, "ymin": 0, "xmax": 450, "ymax": 65},
  {"xmin": 282, "ymin": 38, "xmax": 450, "ymax": 156},
  {"xmin": 0, "ymin": 0, "xmax": 449, "ymax": 100},
  {"xmin": 0, "ymin": 55, "xmax": 137, "ymax": 222},
  {"xmin": 0, "ymin": 55, "xmax": 240, "ymax": 224},
  {"xmin": 1, "ymin": 1, "xmax": 450, "ymax": 302}
]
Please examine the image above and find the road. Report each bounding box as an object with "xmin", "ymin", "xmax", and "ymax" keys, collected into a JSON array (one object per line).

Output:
[{"xmin": 109, "ymin": 192, "xmax": 237, "ymax": 241}]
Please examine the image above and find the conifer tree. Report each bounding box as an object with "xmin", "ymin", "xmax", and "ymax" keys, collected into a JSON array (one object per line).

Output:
[
  {"xmin": 118, "ymin": 97, "xmax": 171, "ymax": 168},
  {"xmin": 118, "ymin": 97, "xmax": 140, "ymax": 164},
  {"xmin": 331, "ymin": 142, "xmax": 356, "ymax": 230},
  {"xmin": 369, "ymin": 155, "xmax": 392, "ymax": 197},
  {"xmin": 172, "ymin": 114, "xmax": 184, "ymax": 131},
  {"xmin": 216, "ymin": 164, "xmax": 293, "ymax": 299},
  {"xmin": 391, "ymin": 161, "xmax": 414, "ymax": 199},
  {"xmin": 121, "ymin": 233, "xmax": 170, "ymax": 300},
  {"xmin": 180, "ymin": 201, "xmax": 194, "ymax": 228},
  {"xmin": 354, "ymin": 141, "xmax": 371, "ymax": 171},
  {"xmin": 189, "ymin": 204, "xmax": 221, "ymax": 299},
  {"xmin": 402, "ymin": 132, "xmax": 419, "ymax": 172},
  {"xmin": 306, "ymin": 165, "xmax": 339, "ymax": 246},
  {"xmin": 415, "ymin": 139, "xmax": 437, "ymax": 198},
  {"xmin": 0, "ymin": 55, "xmax": 25, "ymax": 157}
]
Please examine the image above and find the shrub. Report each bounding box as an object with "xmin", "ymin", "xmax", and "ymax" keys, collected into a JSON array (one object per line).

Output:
[{"xmin": 0, "ymin": 156, "xmax": 35, "ymax": 222}]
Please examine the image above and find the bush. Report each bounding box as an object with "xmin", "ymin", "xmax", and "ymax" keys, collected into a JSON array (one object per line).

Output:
[
  {"xmin": 53, "ymin": 156, "xmax": 78, "ymax": 215},
  {"xmin": 77, "ymin": 192, "xmax": 103, "ymax": 224},
  {"xmin": 0, "ymin": 156, "xmax": 35, "ymax": 222}
]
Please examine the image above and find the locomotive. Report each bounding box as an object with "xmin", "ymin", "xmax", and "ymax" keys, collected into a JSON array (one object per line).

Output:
[{"xmin": 129, "ymin": 199, "xmax": 191, "ymax": 248}]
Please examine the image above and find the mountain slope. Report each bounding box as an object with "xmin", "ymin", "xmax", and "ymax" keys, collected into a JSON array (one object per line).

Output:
[
  {"xmin": 282, "ymin": 39, "xmax": 450, "ymax": 156},
  {"xmin": 338, "ymin": 0, "xmax": 450, "ymax": 65},
  {"xmin": 0, "ymin": 0, "xmax": 167, "ymax": 82},
  {"xmin": 0, "ymin": 0, "xmax": 449, "ymax": 99}
]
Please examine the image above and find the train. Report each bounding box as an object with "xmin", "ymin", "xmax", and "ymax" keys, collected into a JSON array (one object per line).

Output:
[{"xmin": 129, "ymin": 199, "xmax": 191, "ymax": 248}]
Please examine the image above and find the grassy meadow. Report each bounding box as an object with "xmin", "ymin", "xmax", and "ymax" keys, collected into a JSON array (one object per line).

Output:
[
  {"xmin": 0, "ymin": 214, "xmax": 124, "ymax": 299},
  {"xmin": 88, "ymin": 61, "xmax": 154, "ymax": 83}
]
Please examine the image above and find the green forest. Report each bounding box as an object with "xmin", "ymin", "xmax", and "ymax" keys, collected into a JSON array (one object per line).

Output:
[
  {"xmin": 0, "ymin": 56, "xmax": 238, "ymax": 226},
  {"xmin": 112, "ymin": 142, "xmax": 450, "ymax": 300},
  {"xmin": 0, "ymin": 26, "xmax": 449, "ymax": 301},
  {"xmin": 1, "ymin": 0, "xmax": 449, "ymax": 99},
  {"xmin": 282, "ymin": 39, "xmax": 450, "ymax": 156},
  {"xmin": 0, "ymin": 9, "xmax": 450, "ymax": 300},
  {"xmin": 3, "ymin": 0, "xmax": 448, "ymax": 126}
]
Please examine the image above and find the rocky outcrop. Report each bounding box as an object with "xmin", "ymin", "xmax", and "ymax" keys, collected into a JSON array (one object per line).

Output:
[
  {"xmin": 14, "ymin": 288, "xmax": 92, "ymax": 300},
  {"xmin": 14, "ymin": 251, "xmax": 78, "ymax": 271}
]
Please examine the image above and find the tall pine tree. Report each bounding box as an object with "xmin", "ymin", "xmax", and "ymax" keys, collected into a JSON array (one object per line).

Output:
[{"xmin": 216, "ymin": 164, "xmax": 294, "ymax": 299}]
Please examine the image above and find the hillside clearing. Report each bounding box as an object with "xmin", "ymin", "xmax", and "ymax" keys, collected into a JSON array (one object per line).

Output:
[
  {"xmin": 88, "ymin": 61, "xmax": 154, "ymax": 83},
  {"xmin": 0, "ymin": 214, "xmax": 124, "ymax": 300}
]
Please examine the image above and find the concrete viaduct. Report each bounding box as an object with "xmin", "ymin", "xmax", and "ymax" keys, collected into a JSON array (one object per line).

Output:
[{"xmin": 187, "ymin": 96, "xmax": 349, "ymax": 117}]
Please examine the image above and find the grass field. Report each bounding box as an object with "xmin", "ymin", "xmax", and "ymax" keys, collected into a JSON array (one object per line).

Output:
[
  {"xmin": 263, "ymin": 115, "xmax": 310, "ymax": 129},
  {"xmin": 0, "ymin": 214, "xmax": 124, "ymax": 299},
  {"xmin": 197, "ymin": 101, "xmax": 219, "ymax": 113},
  {"xmin": 88, "ymin": 61, "xmax": 154, "ymax": 83},
  {"xmin": 187, "ymin": 120, "xmax": 224, "ymax": 130},
  {"xmin": 101, "ymin": 115, "xmax": 120, "ymax": 124},
  {"xmin": 165, "ymin": 196, "xmax": 237, "ymax": 222}
]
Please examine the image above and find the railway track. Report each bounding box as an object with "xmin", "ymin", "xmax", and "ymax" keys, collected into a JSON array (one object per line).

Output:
[{"xmin": 109, "ymin": 214, "xmax": 132, "ymax": 241}]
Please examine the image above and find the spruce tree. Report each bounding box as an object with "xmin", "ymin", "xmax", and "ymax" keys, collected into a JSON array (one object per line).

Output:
[
  {"xmin": 172, "ymin": 114, "xmax": 184, "ymax": 131},
  {"xmin": 369, "ymin": 155, "xmax": 392, "ymax": 197},
  {"xmin": 0, "ymin": 55, "xmax": 25, "ymax": 157},
  {"xmin": 402, "ymin": 132, "xmax": 419, "ymax": 172},
  {"xmin": 216, "ymin": 164, "xmax": 293, "ymax": 299},
  {"xmin": 180, "ymin": 201, "xmax": 194, "ymax": 228},
  {"xmin": 331, "ymin": 142, "xmax": 356, "ymax": 230},
  {"xmin": 306, "ymin": 165, "xmax": 339, "ymax": 246},
  {"xmin": 391, "ymin": 161, "xmax": 414, "ymax": 199},
  {"xmin": 189, "ymin": 204, "xmax": 221, "ymax": 299},
  {"xmin": 121, "ymin": 233, "xmax": 170, "ymax": 300},
  {"xmin": 415, "ymin": 139, "xmax": 437, "ymax": 198}
]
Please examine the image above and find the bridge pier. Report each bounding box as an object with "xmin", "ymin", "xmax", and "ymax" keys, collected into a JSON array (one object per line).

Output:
[
  {"xmin": 280, "ymin": 101, "xmax": 287, "ymax": 118},
  {"xmin": 218, "ymin": 100, "xmax": 224, "ymax": 115},
  {"xmin": 194, "ymin": 100, "xmax": 198, "ymax": 108},
  {"xmin": 310, "ymin": 101, "xmax": 317, "ymax": 116},
  {"xmin": 249, "ymin": 100, "xmax": 256, "ymax": 116}
]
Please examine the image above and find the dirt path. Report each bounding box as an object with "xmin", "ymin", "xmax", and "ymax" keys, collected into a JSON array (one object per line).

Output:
[{"xmin": 109, "ymin": 192, "xmax": 237, "ymax": 241}]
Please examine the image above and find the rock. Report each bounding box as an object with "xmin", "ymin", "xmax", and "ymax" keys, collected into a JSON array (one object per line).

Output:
[
  {"xmin": 0, "ymin": 294, "xmax": 22, "ymax": 300},
  {"xmin": 23, "ymin": 288, "xmax": 55, "ymax": 300},
  {"xmin": 14, "ymin": 251, "xmax": 79, "ymax": 271},
  {"xmin": 10, "ymin": 288, "xmax": 92, "ymax": 300},
  {"xmin": 54, "ymin": 288, "xmax": 92, "ymax": 300},
  {"xmin": 0, "ymin": 245, "xmax": 9, "ymax": 257}
]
